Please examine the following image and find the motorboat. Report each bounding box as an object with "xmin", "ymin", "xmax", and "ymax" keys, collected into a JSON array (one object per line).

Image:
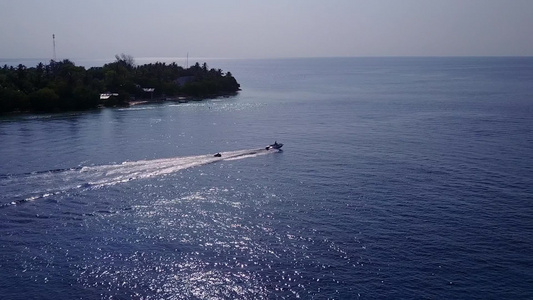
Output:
[
  {"xmin": 265, "ymin": 141, "xmax": 283, "ymax": 150},
  {"xmin": 214, "ymin": 153, "xmax": 222, "ymax": 157}
]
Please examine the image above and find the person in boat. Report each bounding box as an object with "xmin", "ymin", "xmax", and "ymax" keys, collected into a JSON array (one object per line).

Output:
[{"xmin": 266, "ymin": 141, "xmax": 282, "ymax": 150}]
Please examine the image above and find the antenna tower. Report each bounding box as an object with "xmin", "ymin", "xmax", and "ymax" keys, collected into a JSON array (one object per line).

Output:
[{"xmin": 53, "ymin": 34, "xmax": 57, "ymax": 61}]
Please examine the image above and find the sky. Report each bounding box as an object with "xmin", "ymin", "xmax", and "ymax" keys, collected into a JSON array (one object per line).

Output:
[{"xmin": 1, "ymin": 0, "xmax": 533, "ymax": 60}]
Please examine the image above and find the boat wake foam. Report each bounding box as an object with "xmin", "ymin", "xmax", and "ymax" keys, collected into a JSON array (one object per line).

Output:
[{"xmin": 0, "ymin": 148, "xmax": 274, "ymax": 207}]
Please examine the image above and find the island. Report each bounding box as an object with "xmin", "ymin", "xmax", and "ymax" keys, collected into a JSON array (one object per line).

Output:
[{"xmin": 0, "ymin": 54, "xmax": 240, "ymax": 114}]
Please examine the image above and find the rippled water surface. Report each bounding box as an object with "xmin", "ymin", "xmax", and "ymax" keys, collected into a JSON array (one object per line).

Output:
[{"xmin": 1, "ymin": 57, "xmax": 533, "ymax": 299}]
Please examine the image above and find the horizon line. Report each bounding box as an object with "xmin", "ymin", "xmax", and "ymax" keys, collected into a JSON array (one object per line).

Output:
[{"xmin": 1, "ymin": 55, "xmax": 532, "ymax": 67}]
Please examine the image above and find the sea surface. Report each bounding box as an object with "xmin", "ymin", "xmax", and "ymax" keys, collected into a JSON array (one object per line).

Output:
[{"xmin": 1, "ymin": 57, "xmax": 532, "ymax": 299}]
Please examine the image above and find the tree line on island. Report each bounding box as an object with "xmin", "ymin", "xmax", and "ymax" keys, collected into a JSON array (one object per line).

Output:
[{"xmin": 0, "ymin": 54, "xmax": 240, "ymax": 114}]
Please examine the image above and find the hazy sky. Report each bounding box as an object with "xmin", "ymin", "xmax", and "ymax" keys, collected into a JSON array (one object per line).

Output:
[{"xmin": 1, "ymin": 0, "xmax": 532, "ymax": 60}]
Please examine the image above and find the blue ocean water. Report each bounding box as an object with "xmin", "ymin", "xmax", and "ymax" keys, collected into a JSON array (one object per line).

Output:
[{"xmin": 1, "ymin": 57, "xmax": 532, "ymax": 299}]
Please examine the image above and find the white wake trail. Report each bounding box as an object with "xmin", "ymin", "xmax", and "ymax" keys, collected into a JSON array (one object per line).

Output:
[{"xmin": 1, "ymin": 148, "xmax": 277, "ymax": 207}]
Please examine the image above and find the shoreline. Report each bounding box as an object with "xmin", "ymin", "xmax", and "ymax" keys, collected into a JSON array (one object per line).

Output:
[{"xmin": 1, "ymin": 92, "xmax": 240, "ymax": 117}]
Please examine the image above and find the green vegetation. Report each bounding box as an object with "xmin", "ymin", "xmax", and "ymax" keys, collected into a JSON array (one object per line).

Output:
[{"xmin": 0, "ymin": 54, "xmax": 240, "ymax": 114}]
